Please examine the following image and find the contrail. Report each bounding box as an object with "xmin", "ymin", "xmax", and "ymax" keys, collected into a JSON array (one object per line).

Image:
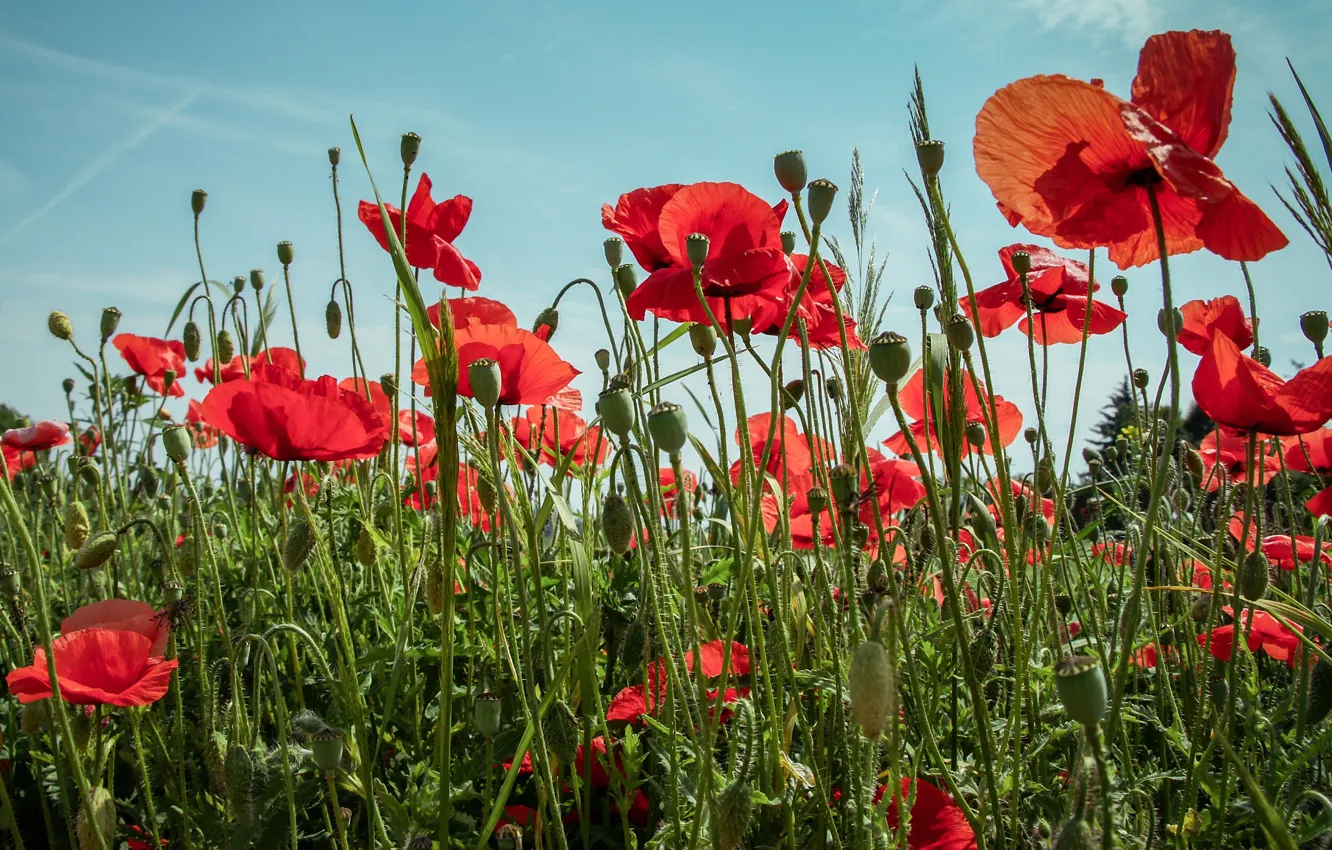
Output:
[{"xmin": 1, "ymin": 85, "xmax": 204, "ymax": 245}]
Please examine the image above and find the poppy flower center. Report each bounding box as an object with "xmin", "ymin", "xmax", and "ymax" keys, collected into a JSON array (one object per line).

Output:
[{"xmin": 1123, "ymin": 167, "xmax": 1163, "ymax": 188}]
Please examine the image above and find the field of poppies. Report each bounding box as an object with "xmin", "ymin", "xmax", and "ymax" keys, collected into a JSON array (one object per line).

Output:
[{"xmin": 5, "ymin": 26, "xmax": 1332, "ymax": 850}]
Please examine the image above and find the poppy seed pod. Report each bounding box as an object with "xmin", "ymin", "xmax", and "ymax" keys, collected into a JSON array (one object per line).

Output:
[
  {"xmin": 603, "ymin": 237, "xmax": 624, "ymax": 269},
  {"xmin": 614, "ymin": 263, "xmax": 638, "ymax": 299},
  {"xmin": 1082, "ymin": 447, "xmax": 1102, "ymax": 465},
  {"xmin": 966, "ymin": 421, "xmax": 987, "ymax": 449},
  {"xmin": 598, "ymin": 387, "xmax": 636, "ymax": 438},
  {"xmin": 1010, "ymin": 250, "xmax": 1032, "ymax": 277},
  {"xmin": 277, "ymin": 241, "xmax": 294, "ymax": 266},
  {"xmin": 688, "ymin": 322, "xmax": 717, "ymax": 360},
  {"xmin": 1024, "ymin": 427, "xmax": 1039, "ymax": 445},
  {"xmin": 62, "ymin": 378, "xmax": 75, "ymax": 395},
  {"xmin": 162, "ymin": 370, "xmax": 177, "ymax": 395},
  {"xmin": 686, "ymin": 233, "xmax": 710, "ymax": 271},
  {"xmin": 310, "ymin": 727, "xmax": 345, "ymax": 773},
  {"xmin": 805, "ymin": 179, "xmax": 838, "ymax": 226},
  {"xmin": 1301, "ymin": 310, "xmax": 1329, "ymax": 345},
  {"xmin": 1157, "ymin": 307, "xmax": 1183, "ymax": 339},
  {"xmin": 773, "ymin": 150, "xmax": 808, "ymax": 194},
  {"xmin": 474, "ymin": 692, "xmax": 503, "ymax": 738},
  {"xmin": 1054, "ymin": 655, "xmax": 1107, "ymax": 727},
  {"xmin": 829, "ymin": 464, "xmax": 858, "ymax": 513},
  {"xmin": 1132, "ymin": 368, "xmax": 1149, "ymax": 390},
  {"xmin": 782, "ymin": 379, "xmax": 805, "ymax": 410},
  {"xmin": 806, "ymin": 486, "xmax": 829, "ymax": 515},
  {"xmin": 400, "ymin": 132, "xmax": 422, "ymax": 167},
  {"xmin": 326, "ymin": 299, "xmax": 342, "ymax": 339},
  {"xmin": 594, "ymin": 348, "xmax": 611, "ymax": 372},
  {"xmin": 183, "ymin": 321, "xmax": 201, "ymax": 361},
  {"xmin": 533, "ymin": 307, "xmax": 559, "ymax": 340},
  {"xmin": 48, "ymin": 311, "xmax": 74, "ymax": 341},
  {"xmin": 162, "ymin": 425, "xmax": 192, "ymax": 464},
  {"xmin": 100, "ymin": 307, "xmax": 121, "ymax": 342},
  {"xmin": 781, "ymin": 231, "xmax": 796, "ymax": 255},
  {"xmin": 602, "ymin": 493, "xmax": 634, "ymax": 554},
  {"xmin": 1110, "ymin": 275, "xmax": 1128, "ymax": 298},
  {"xmin": 75, "ymin": 530, "xmax": 118, "ymax": 571},
  {"xmin": 327, "ymin": 146, "xmax": 341, "ymax": 166},
  {"xmin": 869, "ymin": 332, "xmax": 912, "ymax": 385},
  {"xmin": 469, "ymin": 358, "xmax": 503, "ymax": 408},
  {"xmin": 731, "ymin": 316, "xmax": 753, "ymax": 337},
  {"xmin": 647, "ymin": 401, "xmax": 689, "ymax": 456},
  {"xmin": 849, "ymin": 639, "xmax": 893, "ymax": 738},
  {"xmin": 232, "ymin": 275, "xmax": 246, "ymax": 295},
  {"xmin": 379, "ymin": 372, "xmax": 397, "ymax": 397},
  {"xmin": 1254, "ymin": 346, "xmax": 1272, "ymax": 367},
  {"xmin": 250, "ymin": 268, "xmax": 265, "ymax": 291},
  {"xmin": 913, "ymin": 285, "xmax": 934, "ymax": 311},
  {"xmin": 915, "ymin": 139, "xmax": 945, "ymax": 177},
  {"xmin": 1240, "ymin": 551, "xmax": 1269, "ymax": 601},
  {"xmin": 945, "ymin": 315, "xmax": 975, "ymax": 352},
  {"xmin": 191, "ymin": 189, "xmax": 208, "ymax": 216}
]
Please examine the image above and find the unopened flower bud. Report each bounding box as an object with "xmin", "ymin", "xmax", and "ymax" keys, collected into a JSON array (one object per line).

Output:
[
  {"xmin": 62, "ymin": 378, "xmax": 75, "ymax": 396},
  {"xmin": 277, "ymin": 241, "xmax": 294, "ymax": 266},
  {"xmin": 647, "ymin": 402, "xmax": 689, "ymax": 455},
  {"xmin": 191, "ymin": 189, "xmax": 208, "ymax": 216},
  {"xmin": 474, "ymin": 692, "xmax": 503, "ymax": 738},
  {"xmin": 915, "ymin": 139, "xmax": 945, "ymax": 177},
  {"xmin": 826, "ymin": 376, "xmax": 843, "ymax": 401},
  {"xmin": 781, "ymin": 231, "xmax": 796, "ymax": 255},
  {"xmin": 773, "ymin": 150, "xmax": 808, "ymax": 194},
  {"xmin": 400, "ymin": 132, "xmax": 422, "ymax": 167},
  {"xmin": 614, "ymin": 264, "xmax": 638, "ymax": 299},
  {"xmin": 1011, "ymin": 250, "xmax": 1032, "ymax": 277},
  {"xmin": 1184, "ymin": 447, "xmax": 1204, "ymax": 485},
  {"xmin": 328, "ymin": 147, "xmax": 341, "ymax": 166},
  {"xmin": 468, "ymin": 358, "xmax": 503, "ymax": 408},
  {"xmin": 601, "ymin": 493, "xmax": 634, "ymax": 555},
  {"xmin": 594, "ymin": 349, "xmax": 611, "ymax": 372},
  {"xmin": 869, "ymin": 332, "xmax": 912, "ymax": 385},
  {"xmin": 163, "ymin": 425, "xmax": 192, "ymax": 463},
  {"xmin": 945, "ymin": 316, "xmax": 975, "ymax": 352},
  {"xmin": 1254, "ymin": 346, "xmax": 1271, "ymax": 367},
  {"xmin": 686, "ymin": 233, "xmax": 710, "ymax": 271},
  {"xmin": 1302, "ymin": 311, "xmax": 1329, "ymax": 346},
  {"xmin": 533, "ymin": 307, "xmax": 559, "ymax": 340},
  {"xmin": 1240, "ymin": 551, "xmax": 1269, "ymax": 601},
  {"xmin": 215, "ymin": 330, "xmax": 234, "ymax": 363},
  {"xmin": 48, "ymin": 311, "xmax": 74, "ymax": 341},
  {"xmin": 250, "ymin": 269, "xmax": 265, "ymax": 291},
  {"xmin": 782, "ymin": 379, "xmax": 805, "ymax": 410},
  {"xmin": 1111, "ymin": 275, "xmax": 1128, "ymax": 297},
  {"xmin": 75, "ymin": 531, "xmax": 118, "ymax": 571},
  {"xmin": 805, "ymin": 179, "xmax": 838, "ymax": 226},
  {"xmin": 598, "ymin": 387, "xmax": 636, "ymax": 438},
  {"xmin": 100, "ymin": 307, "xmax": 121, "ymax": 342},
  {"xmin": 1082, "ymin": 447, "xmax": 1102, "ymax": 465},
  {"xmin": 162, "ymin": 370, "xmax": 177, "ymax": 395},
  {"xmin": 913, "ymin": 286, "xmax": 934, "ymax": 311},
  {"xmin": 690, "ymin": 323, "xmax": 717, "ymax": 359},
  {"xmin": 1132, "ymin": 368, "xmax": 1149, "ymax": 390},
  {"xmin": 1024, "ymin": 427, "xmax": 1039, "ymax": 444},
  {"xmin": 64, "ymin": 501, "xmax": 90, "ymax": 550}
]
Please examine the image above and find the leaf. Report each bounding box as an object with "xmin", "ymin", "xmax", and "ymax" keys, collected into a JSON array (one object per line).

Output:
[
  {"xmin": 163, "ymin": 280, "xmax": 231, "ymax": 336},
  {"xmin": 645, "ymin": 321, "xmax": 692, "ymax": 357}
]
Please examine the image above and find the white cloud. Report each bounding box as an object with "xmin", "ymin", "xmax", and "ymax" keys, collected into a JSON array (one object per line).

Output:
[{"xmin": 1010, "ymin": 0, "xmax": 1164, "ymax": 45}]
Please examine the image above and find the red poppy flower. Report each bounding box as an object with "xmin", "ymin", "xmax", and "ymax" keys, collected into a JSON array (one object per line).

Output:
[
  {"xmin": 426, "ymin": 295, "xmax": 517, "ymax": 330},
  {"xmin": 1197, "ymin": 431, "xmax": 1280, "ymax": 492},
  {"xmin": 884, "ymin": 369, "xmax": 1023, "ymax": 457},
  {"xmin": 285, "ymin": 471, "xmax": 319, "ymax": 499},
  {"xmin": 1091, "ymin": 542, "xmax": 1132, "ymax": 566},
  {"xmin": 127, "ymin": 824, "xmax": 166, "ymax": 850},
  {"xmin": 1177, "ymin": 295, "xmax": 1254, "ymax": 356},
  {"xmin": 730, "ymin": 413, "xmax": 834, "ymax": 486},
  {"xmin": 6, "ymin": 628, "xmax": 179, "ymax": 706},
  {"xmin": 1, "ymin": 445, "xmax": 36, "ymax": 479},
  {"xmin": 62, "ymin": 599, "xmax": 168, "ymax": 657},
  {"xmin": 1260, "ymin": 535, "xmax": 1332, "ymax": 571},
  {"xmin": 1285, "ymin": 429, "xmax": 1332, "ymax": 517},
  {"xmin": 195, "ymin": 347, "xmax": 305, "ymax": 384},
  {"xmin": 610, "ymin": 182, "xmax": 794, "ymax": 328},
  {"xmin": 78, "ymin": 427, "xmax": 101, "ymax": 457},
  {"xmin": 408, "ymin": 461, "xmax": 497, "ymax": 532},
  {"xmin": 358, "ymin": 173, "xmax": 481, "ymax": 290},
  {"xmin": 1130, "ymin": 642, "xmax": 1179, "ymax": 669},
  {"xmin": 609, "ymin": 640, "xmax": 752, "ymax": 724},
  {"xmin": 1199, "ymin": 608, "xmax": 1303, "ymax": 668},
  {"xmin": 201, "ymin": 364, "xmax": 388, "ymax": 462},
  {"xmin": 975, "ymin": 30, "xmax": 1287, "ymax": 270},
  {"xmin": 876, "ymin": 778, "xmax": 977, "ymax": 850},
  {"xmin": 398, "ymin": 409, "xmax": 435, "ymax": 447},
  {"xmin": 659, "ymin": 467, "xmax": 698, "ymax": 518},
  {"xmin": 501, "ymin": 736, "xmax": 652, "ymax": 827},
  {"xmin": 337, "ymin": 377, "xmax": 394, "ymax": 426},
  {"xmin": 755, "ymin": 255, "xmax": 865, "ymax": 349},
  {"xmin": 184, "ymin": 400, "xmax": 219, "ymax": 449},
  {"xmin": 864, "ymin": 454, "xmax": 927, "ymax": 517},
  {"xmin": 512, "ymin": 406, "xmax": 607, "ymax": 470},
  {"xmin": 112, "ymin": 334, "xmax": 186, "ymax": 397},
  {"xmin": 412, "ymin": 323, "xmax": 578, "ymax": 406},
  {"xmin": 987, "ymin": 479, "xmax": 1056, "ymax": 525},
  {"xmin": 3, "ymin": 420, "xmax": 71, "ymax": 452},
  {"xmin": 1192, "ymin": 333, "xmax": 1332, "ymax": 436},
  {"xmin": 959, "ymin": 245, "xmax": 1125, "ymax": 344}
]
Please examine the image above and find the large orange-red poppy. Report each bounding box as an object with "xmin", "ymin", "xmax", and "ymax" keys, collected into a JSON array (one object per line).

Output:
[
  {"xmin": 113, "ymin": 334, "xmax": 187, "ymax": 397},
  {"xmin": 195, "ymin": 347, "xmax": 305, "ymax": 384},
  {"xmin": 62, "ymin": 599, "xmax": 168, "ymax": 657},
  {"xmin": 1196, "ymin": 430, "xmax": 1279, "ymax": 492},
  {"xmin": 1192, "ymin": 333, "xmax": 1332, "ymax": 436},
  {"xmin": 3, "ymin": 420, "xmax": 72, "ymax": 452},
  {"xmin": 512, "ymin": 406, "xmax": 607, "ymax": 470},
  {"xmin": 884, "ymin": 368, "xmax": 1023, "ymax": 457},
  {"xmin": 754, "ymin": 255, "xmax": 865, "ymax": 349},
  {"xmin": 730, "ymin": 412, "xmax": 834, "ymax": 486},
  {"xmin": 1286, "ymin": 428, "xmax": 1332, "ymax": 516},
  {"xmin": 960, "ymin": 245, "xmax": 1125, "ymax": 344},
  {"xmin": 975, "ymin": 30, "xmax": 1287, "ymax": 269},
  {"xmin": 358, "ymin": 173, "xmax": 480, "ymax": 290},
  {"xmin": 876, "ymin": 778, "xmax": 978, "ymax": 850},
  {"xmin": 1177, "ymin": 295, "xmax": 1254, "ymax": 356},
  {"xmin": 412, "ymin": 323, "xmax": 578, "ymax": 407},
  {"xmin": 426, "ymin": 295, "xmax": 517, "ymax": 330},
  {"xmin": 6, "ymin": 628, "xmax": 179, "ymax": 706}
]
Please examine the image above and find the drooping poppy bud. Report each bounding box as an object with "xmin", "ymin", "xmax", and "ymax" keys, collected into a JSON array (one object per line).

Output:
[
  {"xmin": 805, "ymin": 179, "xmax": 838, "ymax": 226},
  {"xmin": 75, "ymin": 531, "xmax": 118, "ymax": 571},
  {"xmin": 100, "ymin": 307, "xmax": 121, "ymax": 342},
  {"xmin": 48, "ymin": 311, "xmax": 74, "ymax": 341},
  {"xmin": 400, "ymin": 132, "xmax": 422, "ymax": 168},
  {"xmin": 191, "ymin": 189, "xmax": 208, "ymax": 216},
  {"xmin": 183, "ymin": 321, "xmax": 201, "ymax": 361},
  {"xmin": 284, "ymin": 515, "xmax": 314, "ymax": 571},
  {"xmin": 215, "ymin": 330, "xmax": 235, "ymax": 364},
  {"xmin": 647, "ymin": 401, "xmax": 688, "ymax": 456},
  {"xmin": 601, "ymin": 493, "xmax": 634, "ymax": 555},
  {"xmin": 277, "ymin": 241, "xmax": 294, "ymax": 266},
  {"xmin": 773, "ymin": 150, "xmax": 808, "ymax": 194},
  {"xmin": 782, "ymin": 379, "xmax": 805, "ymax": 410},
  {"xmin": 619, "ymin": 614, "xmax": 648, "ymax": 669},
  {"xmin": 64, "ymin": 501, "xmax": 89, "ymax": 550},
  {"xmin": 869, "ymin": 332, "xmax": 912, "ymax": 385},
  {"xmin": 913, "ymin": 285, "xmax": 934, "ymax": 311},
  {"xmin": 533, "ymin": 307, "xmax": 559, "ymax": 340},
  {"xmin": 76, "ymin": 786, "xmax": 116, "ymax": 850},
  {"xmin": 603, "ymin": 237, "xmax": 624, "ymax": 269},
  {"xmin": 543, "ymin": 700, "xmax": 580, "ymax": 764},
  {"xmin": 1051, "ymin": 818, "xmax": 1094, "ymax": 850},
  {"xmin": 849, "ymin": 639, "xmax": 893, "ymax": 738},
  {"xmin": 717, "ymin": 776, "xmax": 755, "ymax": 850},
  {"xmin": 826, "ymin": 376, "xmax": 843, "ymax": 401},
  {"xmin": 1053, "ymin": 655, "xmax": 1107, "ymax": 727},
  {"xmin": 469, "ymin": 358, "xmax": 503, "ymax": 408},
  {"xmin": 1240, "ymin": 551, "xmax": 1269, "ymax": 601},
  {"xmin": 598, "ymin": 387, "xmax": 636, "ymax": 439},
  {"xmin": 326, "ymin": 300, "xmax": 342, "ymax": 339},
  {"xmin": 915, "ymin": 139, "xmax": 945, "ymax": 177}
]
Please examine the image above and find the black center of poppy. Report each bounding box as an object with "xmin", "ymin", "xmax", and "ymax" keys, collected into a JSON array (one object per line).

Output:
[{"xmin": 1124, "ymin": 167, "xmax": 1162, "ymax": 188}]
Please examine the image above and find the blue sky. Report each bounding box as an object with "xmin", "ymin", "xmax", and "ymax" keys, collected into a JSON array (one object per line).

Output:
[{"xmin": 2, "ymin": 0, "xmax": 1330, "ymax": 464}]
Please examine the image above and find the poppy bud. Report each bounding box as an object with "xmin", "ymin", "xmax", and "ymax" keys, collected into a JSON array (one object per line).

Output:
[
  {"xmin": 1157, "ymin": 307, "xmax": 1182, "ymax": 339},
  {"xmin": 603, "ymin": 237, "xmax": 624, "ymax": 269},
  {"xmin": 425, "ymin": 567, "xmax": 446, "ymax": 615},
  {"xmin": 1051, "ymin": 818, "xmax": 1094, "ymax": 850},
  {"xmin": 310, "ymin": 727, "xmax": 345, "ymax": 773},
  {"xmin": 1254, "ymin": 346, "xmax": 1272, "ymax": 367},
  {"xmin": 805, "ymin": 179, "xmax": 838, "ymax": 226},
  {"xmin": 685, "ymin": 233, "xmax": 710, "ymax": 271},
  {"xmin": 1024, "ymin": 427, "xmax": 1039, "ymax": 445},
  {"xmin": 284, "ymin": 515, "xmax": 314, "ymax": 571},
  {"xmin": 544, "ymin": 700, "xmax": 580, "ymax": 764},
  {"xmin": 1306, "ymin": 660, "xmax": 1332, "ymax": 727},
  {"xmin": 277, "ymin": 241, "xmax": 294, "ymax": 266},
  {"xmin": 19, "ymin": 702, "xmax": 44, "ymax": 735},
  {"xmin": 533, "ymin": 307, "xmax": 559, "ymax": 340},
  {"xmin": 75, "ymin": 530, "xmax": 118, "ymax": 571},
  {"xmin": 782, "ymin": 379, "xmax": 805, "ymax": 410},
  {"xmin": 1301, "ymin": 311, "xmax": 1329, "ymax": 346},
  {"xmin": 191, "ymin": 189, "xmax": 208, "ymax": 216},
  {"xmin": 98, "ymin": 307, "xmax": 122, "ymax": 342},
  {"xmin": 647, "ymin": 401, "xmax": 688, "ymax": 456},
  {"xmin": 869, "ymin": 331, "xmax": 912, "ymax": 385},
  {"xmin": 1036, "ymin": 457, "xmax": 1056, "ymax": 494},
  {"xmin": 594, "ymin": 349, "xmax": 611, "ymax": 372},
  {"xmin": 1054, "ymin": 655, "xmax": 1107, "ymax": 727},
  {"xmin": 806, "ymin": 486, "xmax": 829, "ymax": 515},
  {"xmin": 913, "ymin": 285, "xmax": 934, "ymax": 311},
  {"xmin": 162, "ymin": 370, "xmax": 177, "ymax": 395},
  {"xmin": 781, "ymin": 231, "xmax": 796, "ymax": 255},
  {"xmin": 250, "ymin": 269, "xmax": 265, "ymax": 291},
  {"xmin": 163, "ymin": 425, "xmax": 192, "ymax": 464},
  {"xmin": 400, "ymin": 132, "xmax": 422, "ymax": 167},
  {"xmin": 1082, "ymin": 447, "xmax": 1101, "ymax": 465},
  {"xmin": 717, "ymin": 777, "xmax": 755, "ymax": 850},
  {"xmin": 232, "ymin": 275, "xmax": 246, "ymax": 295},
  {"xmin": 731, "ymin": 316, "xmax": 753, "ymax": 337},
  {"xmin": 1010, "ymin": 250, "xmax": 1032, "ymax": 277},
  {"xmin": 468, "ymin": 358, "xmax": 503, "ymax": 408},
  {"xmin": 0, "ymin": 568, "xmax": 19, "ymax": 598},
  {"xmin": 326, "ymin": 299, "xmax": 342, "ymax": 339},
  {"xmin": 62, "ymin": 378, "xmax": 75, "ymax": 396},
  {"xmin": 602, "ymin": 493, "xmax": 634, "ymax": 554},
  {"xmin": 966, "ymin": 421, "xmax": 987, "ymax": 449},
  {"xmin": 767, "ymin": 150, "xmax": 809, "ymax": 197},
  {"xmin": 77, "ymin": 786, "xmax": 116, "ymax": 850},
  {"xmin": 690, "ymin": 323, "xmax": 717, "ymax": 359},
  {"xmin": 48, "ymin": 310, "xmax": 74, "ymax": 341},
  {"xmin": 1132, "ymin": 368, "xmax": 1149, "ymax": 390},
  {"xmin": 475, "ymin": 471, "xmax": 498, "ymax": 515},
  {"xmin": 474, "ymin": 692, "xmax": 503, "ymax": 738},
  {"xmin": 1211, "ymin": 677, "xmax": 1229, "ymax": 710},
  {"xmin": 323, "ymin": 146, "xmax": 340, "ymax": 166},
  {"xmin": 619, "ymin": 614, "xmax": 648, "ymax": 668},
  {"xmin": 1184, "ymin": 447, "xmax": 1204, "ymax": 485},
  {"xmin": 379, "ymin": 372, "xmax": 397, "ymax": 397},
  {"xmin": 181, "ymin": 321, "xmax": 201, "ymax": 361},
  {"xmin": 849, "ymin": 639, "xmax": 893, "ymax": 738},
  {"xmin": 945, "ymin": 315, "xmax": 975, "ymax": 352},
  {"xmin": 826, "ymin": 375, "xmax": 843, "ymax": 401},
  {"xmin": 598, "ymin": 387, "xmax": 636, "ymax": 438},
  {"xmin": 216, "ymin": 330, "xmax": 235, "ymax": 363},
  {"xmin": 829, "ymin": 464, "xmax": 858, "ymax": 513},
  {"xmin": 1111, "ymin": 275, "xmax": 1128, "ymax": 297},
  {"xmin": 79, "ymin": 460, "xmax": 101, "ymax": 487},
  {"xmin": 915, "ymin": 139, "xmax": 945, "ymax": 177},
  {"xmin": 1240, "ymin": 551, "xmax": 1269, "ymax": 601},
  {"xmin": 614, "ymin": 264, "xmax": 638, "ymax": 299}
]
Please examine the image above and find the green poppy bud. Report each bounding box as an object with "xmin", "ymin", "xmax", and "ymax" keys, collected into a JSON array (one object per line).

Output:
[
  {"xmin": 183, "ymin": 321, "xmax": 201, "ymax": 361},
  {"xmin": 310, "ymin": 727, "xmax": 345, "ymax": 773},
  {"xmin": 829, "ymin": 464, "xmax": 858, "ymax": 513},
  {"xmin": 945, "ymin": 315, "xmax": 975, "ymax": 352},
  {"xmin": 598, "ymin": 387, "xmax": 636, "ymax": 438},
  {"xmin": 48, "ymin": 311, "xmax": 74, "ymax": 341},
  {"xmin": 100, "ymin": 307, "xmax": 121, "ymax": 342},
  {"xmin": 276, "ymin": 241, "xmax": 294, "ymax": 266},
  {"xmin": 79, "ymin": 460, "xmax": 101, "ymax": 487},
  {"xmin": 806, "ymin": 487, "xmax": 828, "ymax": 516},
  {"xmin": 614, "ymin": 263, "xmax": 638, "ymax": 299},
  {"xmin": 1240, "ymin": 551, "xmax": 1269, "ymax": 601},
  {"xmin": 805, "ymin": 179, "xmax": 838, "ymax": 226},
  {"xmin": 0, "ymin": 569, "xmax": 19, "ymax": 599},
  {"xmin": 773, "ymin": 150, "xmax": 808, "ymax": 194},
  {"xmin": 191, "ymin": 189, "xmax": 208, "ymax": 216},
  {"xmin": 1036, "ymin": 457, "xmax": 1056, "ymax": 494},
  {"xmin": 19, "ymin": 702, "xmax": 45, "ymax": 735},
  {"xmin": 62, "ymin": 378, "xmax": 75, "ymax": 396},
  {"xmin": 619, "ymin": 614, "xmax": 648, "ymax": 668},
  {"xmin": 647, "ymin": 401, "xmax": 688, "ymax": 456},
  {"xmin": 400, "ymin": 132, "xmax": 422, "ymax": 167},
  {"xmin": 162, "ymin": 425, "xmax": 192, "ymax": 464},
  {"xmin": 849, "ymin": 639, "xmax": 893, "ymax": 738},
  {"xmin": 250, "ymin": 269, "xmax": 265, "ymax": 291},
  {"xmin": 75, "ymin": 530, "xmax": 118, "ymax": 571},
  {"xmin": 1306, "ymin": 660, "xmax": 1332, "ymax": 726},
  {"xmin": 603, "ymin": 237, "xmax": 624, "ymax": 269},
  {"xmin": 328, "ymin": 147, "xmax": 341, "ymax": 166},
  {"xmin": 690, "ymin": 323, "xmax": 717, "ymax": 359},
  {"xmin": 284, "ymin": 514, "xmax": 314, "ymax": 571},
  {"xmin": 474, "ymin": 692, "xmax": 503, "ymax": 738},
  {"xmin": 475, "ymin": 470, "xmax": 498, "ymax": 514},
  {"xmin": 77, "ymin": 786, "xmax": 116, "ymax": 850},
  {"xmin": 966, "ymin": 421, "xmax": 987, "ymax": 450},
  {"xmin": 533, "ymin": 307, "xmax": 559, "ymax": 340},
  {"xmin": 1051, "ymin": 817, "xmax": 1094, "ymax": 850},
  {"xmin": 1082, "ymin": 447, "xmax": 1102, "ymax": 465},
  {"xmin": 544, "ymin": 700, "xmax": 580, "ymax": 765},
  {"xmin": 1054, "ymin": 655, "xmax": 1107, "ymax": 727},
  {"xmin": 64, "ymin": 500, "xmax": 90, "ymax": 550},
  {"xmin": 915, "ymin": 139, "xmax": 945, "ymax": 177},
  {"xmin": 781, "ymin": 231, "xmax": 796, "ymax": 255},
  {"xmin": 1184, "ymin": 447, "xmax": 1204, "ymax": 485},
  {"xmin": 686, "ymin": 233, "xmax": 710, "ymax": 271},
  {"xmin": 781, "ymin": 379, "xmax": 805, "ymax": 410},
  {"xmin": 601, "ymin": 493, "xmax": 634, "ymax": 555},
  {"xmin": 913, "ymin": 285, "xmax": 934, "ymax": 311},
  {"xmin": 1211, "ymin": 677, "xmax": 1229, "ymax": 710},
  {"xmin": 162, "ymin": 370, "xmax": 177, "ymax": 396},
  {"xmin": 594, "ymin": 349, "xmax": 611, "ymax": 372},
  {"xmin": 1301, "ymin": 310, "xmax": 1329, "ymax": 346},
  {"xmin": 717, "ymin": 777, "xmax": 754, "ymax": 850},
  {"xmin": 826, "ymin": 376, "xmax": 843, "ymax": 401},
  {"xmin": 1010, "ymin": 250, "xmax": 1032, "ymax": 277},
  {"xmin": 468, "ymin": 358, "xmax": 503, "ymax": 408},
  {"xmin": 326, "ymin": 299, "xmax": 342, "ymax": 339},
  {"xmin": 869, "ymin": 332, "xmax": 912, "ymax": 385},
  {"xmin": 1254, "ymin": 346, "xmax": 1272, "ymax": 367},
  {"xmin": 1111, "ymin": 275, "xmax": 1128, "ymax": 297},
  {"xmin": 215, "ymin": 330, "xmax": 235, "ymax": 364}
]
